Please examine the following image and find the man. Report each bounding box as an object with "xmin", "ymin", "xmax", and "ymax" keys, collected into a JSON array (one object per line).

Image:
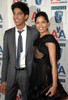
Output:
[{"xmin": 1, "ymin": 2, "xmax": 38, "ymax": 100}]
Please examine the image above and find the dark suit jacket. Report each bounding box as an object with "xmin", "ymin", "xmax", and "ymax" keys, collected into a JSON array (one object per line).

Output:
[{"xmin": 1, "ymin": 25, "xmax": 38, "ymax": 87}]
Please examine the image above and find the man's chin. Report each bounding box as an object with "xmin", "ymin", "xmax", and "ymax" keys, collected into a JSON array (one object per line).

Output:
[
  {"xmin": 14, "ymin": 22, "xmax": 20, "ymax": 26},
  {"xmin": 15, "ymin": 24, "xmax": 21, "ymax": 27}
]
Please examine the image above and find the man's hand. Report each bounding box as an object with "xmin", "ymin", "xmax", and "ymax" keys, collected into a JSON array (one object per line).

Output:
[{"xmin": 1, "ymin": 82, "xmax": 6, "ymax": 94}]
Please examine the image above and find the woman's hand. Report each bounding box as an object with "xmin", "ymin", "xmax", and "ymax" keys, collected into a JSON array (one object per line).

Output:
[{"xmin": 46, "ymin": 85, "xmax": 57, "ymax": 97}]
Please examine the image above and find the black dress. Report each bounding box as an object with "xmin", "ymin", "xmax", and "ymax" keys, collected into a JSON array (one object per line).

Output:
[{"xmin": 29, "ymin": 34, "xmax": 68, "ymax": 100}]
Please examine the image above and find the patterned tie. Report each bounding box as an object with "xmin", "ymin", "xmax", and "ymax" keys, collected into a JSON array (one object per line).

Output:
[{"xmin": 16, "ymin": 30, "xmax": 24, "ymax": 69}]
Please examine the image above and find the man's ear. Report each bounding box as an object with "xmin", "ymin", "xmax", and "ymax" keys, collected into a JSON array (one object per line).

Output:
[{"xmin": 25, "ymin": 15, "xmax": 29, "ymax": 21}]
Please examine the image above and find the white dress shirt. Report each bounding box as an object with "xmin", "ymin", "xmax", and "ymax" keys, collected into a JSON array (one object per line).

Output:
[{"xmin": 15, "ymin": 25, "xmax": 27, "ymax": 68}]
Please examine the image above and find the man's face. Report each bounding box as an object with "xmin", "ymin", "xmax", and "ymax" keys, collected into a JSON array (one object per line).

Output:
[{"xmin": 13, "ymin": 8, "xmax": 28, "ymax": 27}]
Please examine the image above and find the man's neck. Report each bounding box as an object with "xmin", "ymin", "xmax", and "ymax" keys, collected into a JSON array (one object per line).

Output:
[{"xmin": 16, "ymin": 24, "xmax": 26, "ymax": 31}]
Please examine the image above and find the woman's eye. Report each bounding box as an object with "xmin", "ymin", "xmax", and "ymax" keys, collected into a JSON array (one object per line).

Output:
[
  {"xmin": 41, "ymin": 21, "xmax": 45, "ymax": 23},
  {"xmin": 36, "ymin": 22, "xmax": 39, "ymax": 24}
]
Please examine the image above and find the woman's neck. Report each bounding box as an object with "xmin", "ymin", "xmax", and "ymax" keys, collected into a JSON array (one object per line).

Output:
[{"xmin": 40, "ymin": 31, "xmax": 50, "ymax": 38}]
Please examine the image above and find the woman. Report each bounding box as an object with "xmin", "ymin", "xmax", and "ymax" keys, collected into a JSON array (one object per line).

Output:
[{"xmin": 29, "ymin": 12, "xmax": 68, "ymax": 100}]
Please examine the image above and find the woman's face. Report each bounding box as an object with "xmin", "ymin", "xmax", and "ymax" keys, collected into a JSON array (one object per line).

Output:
[{"xmin": 35, "ymin": 16, "xmax": 49, "ymax": 33}]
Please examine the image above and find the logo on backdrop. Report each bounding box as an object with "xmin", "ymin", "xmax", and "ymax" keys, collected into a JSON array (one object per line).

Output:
[
  {"xmin": 59, "ymin": 43, "xmax": 66, "ymax": 59},
  {"xmin": 35, "ymin": 0, "xmax": 42, "ymax": 5},
  {"xmin": 57, "ymin": 63, "xmax": 66, "ymax": 83},
  {"xmin": 0, "ymin": 14, "xmax": 2, "ymax": 22},
  {"xmin": 55, "ymin": 11, "xmax": 63, "ymax": 23},
  {"xmin": 13, "ymin": 0, "xmax": 27, "ymax": 3},
  {"xmin": 16, "ymin": 93, "xmax": 22, "ymax": 100},
  {"xmin": 51, "ymin": 0, "xmax": 67, "ymax": 4},
  {"xmin": 51, "ymin": 6, "xmax": 66, "ymax": 10},
  {"xmin": 31, "ymin": 8, "xmax": 41, "ymax": 23},
  {"xmin": 51, "ymin": 6, "xmax": 66, "ymax": 24},
  {"xmin": 0, "ymin": 46, "xmax": 3, "ymax": 67},
  {"xmin": 52, "ymin": 26, "xmax": 66, "ymax": 40},
  {"xmin": 0, "ymin": 14, "xmax": 3, "ymax": 28}
]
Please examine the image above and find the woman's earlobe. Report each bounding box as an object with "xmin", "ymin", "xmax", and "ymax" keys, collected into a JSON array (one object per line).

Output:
[{"xmin": 48, "ymin": 22, "xmax": 50, "ymax": 27}]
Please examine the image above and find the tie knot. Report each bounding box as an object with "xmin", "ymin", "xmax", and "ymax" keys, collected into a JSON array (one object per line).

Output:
[{"xmin": 18, "ymin": 30, "xmax": 24, "ymax": 34}]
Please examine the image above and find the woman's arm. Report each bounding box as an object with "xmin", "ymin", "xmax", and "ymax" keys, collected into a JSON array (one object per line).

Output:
[{"xmin": 45, "ymin": 42, "xmax": 58, "ymax": 96}]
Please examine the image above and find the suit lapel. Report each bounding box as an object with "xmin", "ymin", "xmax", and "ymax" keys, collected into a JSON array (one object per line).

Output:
[
  {"xmin": 11, "ymin": 27, "xmax": 16, "ymax": 59},
  {"xmin": 26, "ymin": 26, "xmax": 31, "ymax": 56}
]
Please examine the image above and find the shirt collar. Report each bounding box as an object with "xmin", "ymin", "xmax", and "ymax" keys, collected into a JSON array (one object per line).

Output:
[{"xmin": 16, "ymin": 25, "xmax": 27, "ymax": 32}]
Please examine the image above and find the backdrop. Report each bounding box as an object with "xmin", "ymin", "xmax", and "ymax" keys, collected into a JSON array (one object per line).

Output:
[{"xmin": 0, "ymin": 0, "xmax": 68, "ymax": 100}]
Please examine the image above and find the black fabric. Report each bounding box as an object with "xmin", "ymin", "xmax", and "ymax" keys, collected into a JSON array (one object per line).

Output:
[
  {"xmin": 29, "ymin": 34, "xmax": 68, "ymax": 100},
  {"xmin": 34, "ymin": 34, "xmax": 60, "ymax": 60}
]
